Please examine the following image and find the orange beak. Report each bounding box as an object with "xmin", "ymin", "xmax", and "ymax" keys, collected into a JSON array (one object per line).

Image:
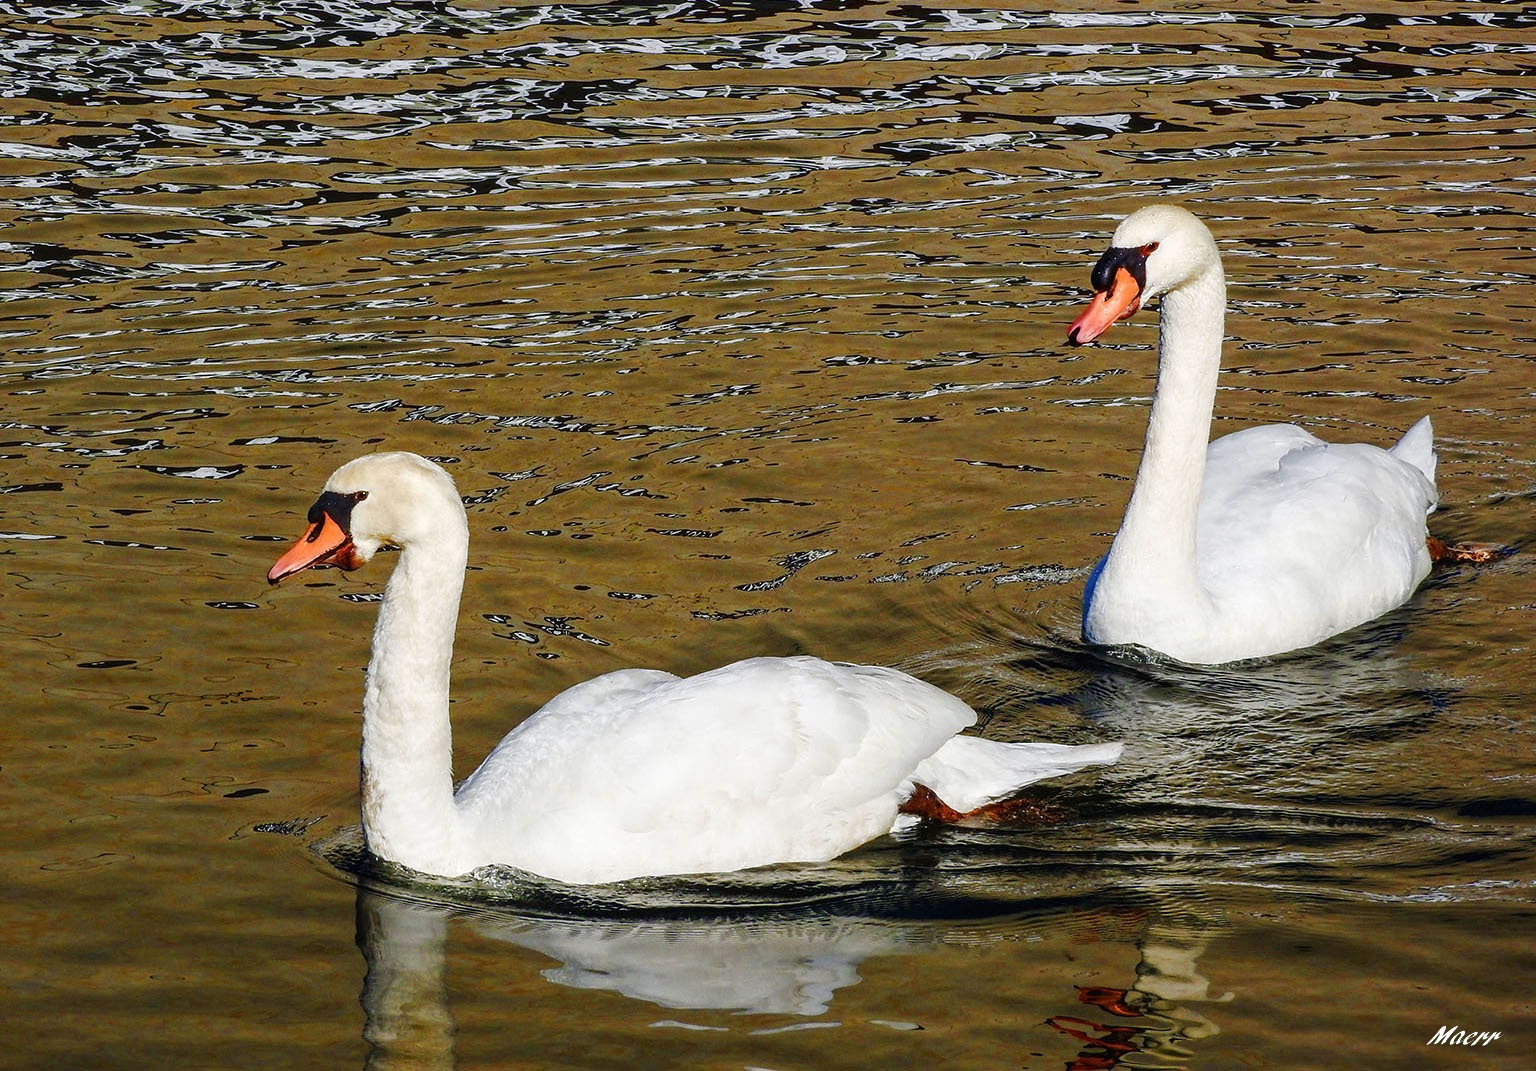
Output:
[
  {"xmin": 267, "ymin": 512, "xmax": 362, "ymax": 584},
  {"xmin": 1067, "ymin": 266, "xmax": 1144, "ymax": 345}
]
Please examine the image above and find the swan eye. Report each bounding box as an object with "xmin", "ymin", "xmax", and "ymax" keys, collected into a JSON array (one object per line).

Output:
[
  {"xmin": 1140, "ymin": 242, "xmax": 1159, "ymax": 256},
  {"xmin": 307, "ymin": 488, "xmax": 370, "ymax": 531}
]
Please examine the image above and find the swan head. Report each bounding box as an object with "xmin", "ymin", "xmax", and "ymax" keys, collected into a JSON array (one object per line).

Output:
[
  {"xmin": 267, "ymin": 452, "xmax": 465, "ymax": 584},
  {"xmin": 1067, "ymin": 204, "xmax": 1220, "ymax": 345}
]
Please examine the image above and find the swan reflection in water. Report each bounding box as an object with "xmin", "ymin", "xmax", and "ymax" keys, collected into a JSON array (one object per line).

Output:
[
  {"xmin": 355, "ymin": 880, "xmax": 914, "ymax": 1027},
  {"xmin": 1048, "ymin": 918, "xmax": 1233, "ymax": 1071},
  {"xmin": 351, "ymin": 880, "xmax": 942, "ymax": 1071},
  {"xmin": 347, "ymin": 870, "xmax": 1231, "ymax": 1071}
]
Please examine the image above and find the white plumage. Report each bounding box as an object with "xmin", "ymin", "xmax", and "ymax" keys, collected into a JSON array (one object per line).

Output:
[
  {"xmin": 268, "ymin": 452, "xmax": 1121, "ymax": 884},
  {"xmin": 1068, "ymin": 205, "xmax": 1438, "ymax": 665}
]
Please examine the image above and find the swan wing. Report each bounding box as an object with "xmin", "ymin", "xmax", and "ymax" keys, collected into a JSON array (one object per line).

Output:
[
  {"xmin": 454, "ymin": 656, "xmax": 977, "ymax": 883},
  {"xmin": 1195, "ymin": 423, "xmax": 1436, "ymax": 643}
]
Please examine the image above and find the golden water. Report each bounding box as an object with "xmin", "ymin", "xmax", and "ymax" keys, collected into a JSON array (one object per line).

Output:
[{"xmin": 2, "ymin": 3, "xmax": 1533, "ymax": 1068}]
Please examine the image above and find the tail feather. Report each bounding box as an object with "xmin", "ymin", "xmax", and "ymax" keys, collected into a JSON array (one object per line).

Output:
[
  {"xmin": 1389, "ymin": 414, "xmax": 1436, "ymax": 486},
  {"xmin": 909, "ymin": 736, "xmax": 1122, "ymax": 814}
]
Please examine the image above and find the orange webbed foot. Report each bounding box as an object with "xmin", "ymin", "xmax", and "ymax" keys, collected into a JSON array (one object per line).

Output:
[
  {"xmin": 1428, "ymin": 536, "xmax": 1510, "ymax": 565},
  {"xmin": 898, "ymin": 784, "xmax": 1067, "ymax": 825}
]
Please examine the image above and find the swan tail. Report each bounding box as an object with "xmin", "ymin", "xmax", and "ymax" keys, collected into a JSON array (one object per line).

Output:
[
  {"xmin": 1389, "ymin": 415, "xmax": 1437, "ymax": 488},
  {"xmin": 908, "ymin": 736, "xmax": 1122, "ymax": 815}
]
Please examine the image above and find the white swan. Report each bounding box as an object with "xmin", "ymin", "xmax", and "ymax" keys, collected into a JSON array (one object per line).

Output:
[
  {"xmin": 1066, "ymin": 204, "xmax": 1450, "ymax": 665},
  {"xmin": 267, "ymin": 452, "xmax": 1121, "ymax": 884}
]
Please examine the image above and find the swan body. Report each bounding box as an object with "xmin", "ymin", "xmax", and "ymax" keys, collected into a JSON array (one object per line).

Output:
[
  {"xmin": 268, "ymin": 452, "xmax": 1121, "ymax": 884},
  {"xmin": 1067, "ymin": 205, "xmax": 1438, "ymax": 665}
]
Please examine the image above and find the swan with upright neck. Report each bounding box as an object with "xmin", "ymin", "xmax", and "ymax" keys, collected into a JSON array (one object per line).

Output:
[
  {"xmin": 1066, "ymin": 204, "xmax": 1445, "ymax": 665},
  {"xmin": 267, "ymin": 452, "xmax": 1120, "ymax": 884}
]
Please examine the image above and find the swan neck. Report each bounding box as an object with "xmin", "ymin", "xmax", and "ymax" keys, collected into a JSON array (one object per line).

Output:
[
  {"xmin": 1110, "ymin": 267, "xmax": 1226, "ymax": 581},
  {"xmin": 359, "ymin": 534, "xmax": 469, "ymax": 873}
]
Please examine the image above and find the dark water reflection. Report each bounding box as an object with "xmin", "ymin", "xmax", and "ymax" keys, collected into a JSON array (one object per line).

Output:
[{"xmin": 4, "ymin": 2, "xmax": 1535, "ymax": 1069}]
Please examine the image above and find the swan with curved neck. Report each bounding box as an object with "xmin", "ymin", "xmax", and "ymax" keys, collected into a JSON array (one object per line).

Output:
[
  {"xmin": 1066, "ymin": 204, "xmax": 1446, "ymax": 664},
  {"xmin": 267, "ymin": 452, "xmax": 1121, "ymax": 884}
]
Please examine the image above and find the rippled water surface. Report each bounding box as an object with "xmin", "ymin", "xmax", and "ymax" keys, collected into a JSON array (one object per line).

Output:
[{"xmin": 4, "ymin": 3, "xmax": 1534, "ymax": 1068}]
